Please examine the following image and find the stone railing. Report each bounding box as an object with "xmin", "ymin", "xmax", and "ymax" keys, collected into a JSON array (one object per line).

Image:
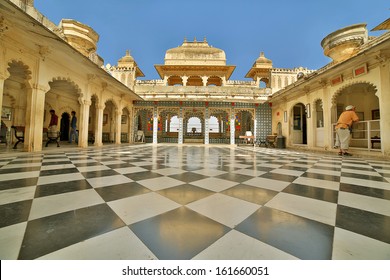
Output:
[
  {"xmin": 225, "ymin": 80, "xmax": 256, "ymax": 87},
  {"xmin": 136, "ymin": 79, "xmax": 165, "ymax": 85}
]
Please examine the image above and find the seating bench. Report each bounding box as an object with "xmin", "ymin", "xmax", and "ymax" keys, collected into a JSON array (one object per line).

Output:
[
  {"xmin": 11, "ymin": 126, "xmax": 60, "ymax": 148},
  {"xmin": 44, "ymin": 128, "xmax": 61, "ymax": 147},
  {"xmin": 11, "ymin": 126, "xmax": 25, "ymax": 149},
  {"xmin": 266, "ymin": 135, "xmax": 277, "ymax": 148}
]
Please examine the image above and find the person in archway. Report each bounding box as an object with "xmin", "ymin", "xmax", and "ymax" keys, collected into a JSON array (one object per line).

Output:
[
  {"xmin": 69, "ymin": 111, "xmax": 78, "ymax": 144},
  {"xmin": 48, "ymin": 109, "xmax": 58, "ymax": 132},
  {"xmin": 335, "ymin": 105, "xmax": 359, "ymax": 156}
]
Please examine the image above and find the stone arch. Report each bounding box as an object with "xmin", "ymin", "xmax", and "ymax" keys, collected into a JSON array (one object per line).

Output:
[
  {"xmin": 259, "ymin": 78, "xmax": 269, "ymax": 88},
  {"xmin": 49, "ymin": 76, "xmax": 83, "ymax": 96},
  {"xmin": 158, "ymin": 108, "xmax": 179, "ymax": 137},
  {"xmin": 234, "ymin": 108, "xmax": 254, "ymax": 134},
  {"xmin": 7, "ymin": 60, "xmax": 32, "ymax": 81},
  {"xmin": 4, "ymin": 60, "xmax": 33, "ymax": 127},
  {"xmin": 167, "ymin": 75, "xmax": 183, "ymax": 86},
  {"xmin": 330, "ymin": 81, "xmax": 379, "ymax": 123},
  {"xmin": 207, "ymin": 76, "xmax": 222, "ymax": 86},
  {"xmin": 331, "ymin": 81, "xmax": 377, "ymax": 106},
  {"xmin": 135, "ymin": 107, "xmax": 153, "ymax": 137},
  {"xmin": 103, "ymin": 97, "xmax": 119, "ymax": 110},
  {"xmin": 187, "ymin": 76, "xmax": 203, "ymax": 86}
]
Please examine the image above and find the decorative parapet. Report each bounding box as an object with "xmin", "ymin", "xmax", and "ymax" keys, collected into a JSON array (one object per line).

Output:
[
  {"xmin": 271, "ymin": 67, "xmax": 315, "ymax": 74},
  {"xmin": 225, "ymin": 80, "xmax": 256, "ymax": 87},
  {"xmin": 134, "ymin": 85, "xmax": 269, "ymax": 102},
  {"xmin": 136, "ymin": 80, "xmax": 165, "ymax": 85}
]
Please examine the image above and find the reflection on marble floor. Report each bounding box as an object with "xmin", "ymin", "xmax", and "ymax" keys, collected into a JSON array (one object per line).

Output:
[{"xmin": 0, "ymin": 144, "xmax": 389, "ymax": 259}]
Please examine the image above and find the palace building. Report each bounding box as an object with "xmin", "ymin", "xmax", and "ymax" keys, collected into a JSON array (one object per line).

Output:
[
  {"xmin": 1, "ymin": 0, "xmax": 390, "ymax": 262},
  {"xmin": 0, "ymin": 0, "xmax": 389, "ymax": 157}
]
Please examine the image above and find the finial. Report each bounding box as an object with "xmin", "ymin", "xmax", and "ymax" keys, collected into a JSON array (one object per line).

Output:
[
  {"xmin": 203, "ymin": 37, "xmax": 207, "ymax": 43},
  {"xmin": 184, "ymin": 37, "xmax": 187, "ymax": 43},
  {"xmin": 260, "ymin": 51, "xmax": 264, "ymax": 57},
  {"xmin": 126, "ymin": 50, "xmax": 131, "ymax": 56},
  {"xmin": 194, "ymin": 36, "xmax": 197, "ymax": 42}
]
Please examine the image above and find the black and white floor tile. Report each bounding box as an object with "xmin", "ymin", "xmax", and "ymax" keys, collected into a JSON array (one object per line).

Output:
[{"xmin": 0, "ymin": 144, "xmax": 389, "ymax": 260}]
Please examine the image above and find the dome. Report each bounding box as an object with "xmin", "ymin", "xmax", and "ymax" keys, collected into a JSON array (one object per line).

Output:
[
  {"xmin": 321, "ymin": 23, "xmax": 368, "ymax": 63},
  {"xmin": 254, "ymin": 52, "xmax": 272, "ymax": 68},
  {"xmin": 118, "ymin": 50, "xmax": 136, "ymax": 67},
  {"xmin": 164, "ymin": 38, "xmax": 226, "ymax": 66},
  {"xmin": 60, "ymin": 19, "xmax": 99, "ymax": 57}
]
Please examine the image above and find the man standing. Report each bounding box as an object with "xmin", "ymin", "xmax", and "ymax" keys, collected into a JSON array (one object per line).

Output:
[
  {"xmin": 48, "ymin": 109, "xmax": 58, "ymax": 132},
  {"xmin": 335, "ymin": 105, "xmax": 359, "ymax": 156},
  {"xmin": 69, "ymin": 111, "xmax": 78, "ymax": 144}
]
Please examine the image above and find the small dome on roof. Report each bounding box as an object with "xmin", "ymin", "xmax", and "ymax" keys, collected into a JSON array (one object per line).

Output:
[
  {"xmin": 254, "ymin": 52, "xmax": 272, "ymax": 67},
  {"xmin": 164, "ymin": 38, "xmax": 226, "ymax": 66},
  {"xmin": 118, "ymin": 50, "xmax": 136, "ymax": 67}
]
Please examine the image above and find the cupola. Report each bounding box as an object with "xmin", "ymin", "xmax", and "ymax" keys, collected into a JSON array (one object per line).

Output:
[{"xmin": 321, "ymin": 23, "xmax": 368, "ymax": 63}]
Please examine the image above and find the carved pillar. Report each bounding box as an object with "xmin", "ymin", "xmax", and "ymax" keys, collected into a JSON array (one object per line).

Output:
[
  {"xmin": 152, "ymin": 106, "xmax": 158, "ymax": 144},
  {"xmin": 24, "ymin": 84, "xmax": 47, "ymax": 152},
  {"xmin": 256, "ymin": 77, "xmax": 260, "ymax": 88},
  {"xmin": 202, "ymin": 76, "xmax": 208, "ymax": 86},
  {"xmin": 230, "ymin": 109, "xmax": 235, "ymax": 145},
  {"xmin": 163, "ymin": 76, "xmax": 169, "ymax": 86},
  {"xmin": 178, "ymin": 107, "xmax": 183, "ymax": 144},
  {"xmin": 222, "ymin": 76, "xmax": 227, "ymax": 86},
  {"xmin": 204, "ymin": 107, "xmax": 209, "ymax": 144},
  {"xmin": 95, "ymin": 104, "xmax": 104, "ymax": 146},
  {"xmin": 115, "ymin": 109, "xmax": 121, "ymax": 144},
  {"xmin": 78, "ymin": 99, "xmax": 91, "ymax": 148},
  {"xmin": 182, "ymin": 76, "xmax": 188, "ymax": 86},
  {"xmin": 254, "ymin": 109, "xmax": 258, "ymax": 139},
  {"xmin": 127, "ymin": 108, "xmax": 134, "ymax": 143}
]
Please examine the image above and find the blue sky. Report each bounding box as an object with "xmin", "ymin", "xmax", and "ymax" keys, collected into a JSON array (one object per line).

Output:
[{"xmin": 34, "ymin": 0, "xmax": 388, "ymax": 80}]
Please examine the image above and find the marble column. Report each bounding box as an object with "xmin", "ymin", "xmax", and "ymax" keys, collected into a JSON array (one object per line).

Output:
[
  {"xmin": 230, "ymin": 109, "xmax": 235, "ymax": 145},
  {"xmin": 24, "ymin": 84, "xmax": 47, "ymax": 152},
  {"xmin": 204, "ymin": 107, "xmax": 209, "ymax": 144},
  {"xmin": 78, "ymin": 99, "xmax": 91, "ymax": 148},
  {"xmin": 178, "ymin": 107, "xmax": 183, "ymax": 144},
  {"xmin": 152, "ymin": 106, "xmax": 158, "ymax": 144},
  {"xmin": 95, "ymin": 105, "xmax": 104, "ymax": 146},
  {"xmin": 115, "ymin": 109, "xmax": 121, "ymax": 144}
]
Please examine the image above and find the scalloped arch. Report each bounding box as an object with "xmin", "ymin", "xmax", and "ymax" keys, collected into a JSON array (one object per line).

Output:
[
  {"xmin": 104, "ymin": 98, "xmax": 119, "ymax": 110},
  {"xmin": 331, "ymin": 81, "xmax": 377, "ymax": 106},
  {"xmin": 7, "ymin": 60, "xmax": 32, "ymax": 81},
  {"xmin": 49, "ymin": 76, "xmax": 83, "ymax": 97}
]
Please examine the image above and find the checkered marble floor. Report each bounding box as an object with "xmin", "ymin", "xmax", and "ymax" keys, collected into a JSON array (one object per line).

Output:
[{"xmin": 1, "ymin": 144, "xmax": 389, "ymax": 260}]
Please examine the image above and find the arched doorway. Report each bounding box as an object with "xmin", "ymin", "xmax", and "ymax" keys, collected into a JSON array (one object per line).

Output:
[
  {"xmin": 1, "ymin": 61, "xmax": 31, "ymax": 151},
  {"xmin": 291, "ymin": 103, "xmax": 307, "ymax": 145},
  {"xmin": 121, "ymin": 107, "xmax": 130, "ymax": 143},
  {"xmin": 103, "ymin": 100, "xmax": 117, "ymax": 143},
  {"xmin": 332, "ymin": 82, "xmax": 379, "ymax": 150},
  {"xmin": 60, "ymin": 112, "xmax": 70, "ymax": 141},
  {"xmin": 135, "ymin": 108, "xmax": 153, "ymax": 143}
]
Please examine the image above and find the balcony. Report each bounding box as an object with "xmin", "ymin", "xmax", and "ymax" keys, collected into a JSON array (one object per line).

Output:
[{"xmin": 134, "ymin": 84, "xmax": 270, "ymax": 102}]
